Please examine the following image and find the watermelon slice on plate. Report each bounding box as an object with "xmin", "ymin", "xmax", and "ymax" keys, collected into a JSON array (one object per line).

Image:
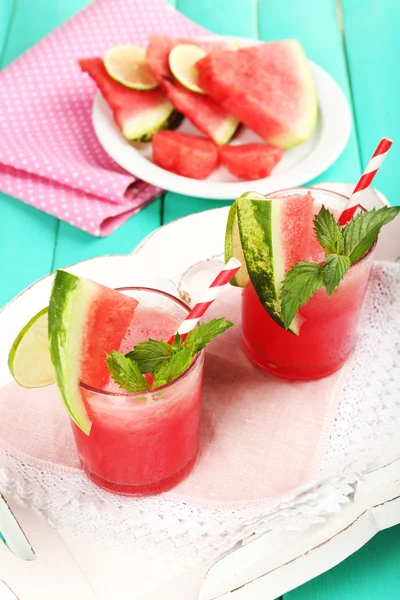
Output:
[
  {"xmin": 48, "ymin": 271, "xmax": 139, "ymax": 434},
  {"xmin": 146, "ymin": 36, "xmax": 239, "ymax": 145},
  {"xmin": 197, "ymin": 41, "xmax": 318, "ymax": 149},
  {"xmin": 79, "ymin": 58, "xmax": 181, "ymax": 141},
  {"xmin": 146, "ymin": 35, "xmax": 238, "ymax": 85},
  {"xmin": 225, "ymin": 191, "xmax": 314, "ymax": 333},
  {"xmin": 219, "ymin": 144, "xmax": 283, "ymax": 180},
  {"xmin": 152, "ymin": 131, "xmax": 218, "ymax": 179}
]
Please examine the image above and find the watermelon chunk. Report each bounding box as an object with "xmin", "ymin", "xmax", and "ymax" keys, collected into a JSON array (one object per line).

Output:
[
  {"xmin": 79, "ymin": 58, "xmax": 181, "ymax": 141},
  {"xmin": 197, "ymin": 41, "xmax": 318, "ymax": 149},
  {"xmin": 219, "ymin": 144, "xmax": 282, "ymax": 180},
  {"xmin": 146, "ymin": 36, "xmax": 239, "ymax": 145},
  {"xmin": 233, "ymin": 192, "xmax": 314, "ymax": 332},
  {"xmin": 152, "ymin": 131, "xmax": 218, "ymax": 179},
  {"xmin": 48, "ymin": 271, "xmax": 138, "ymax": 434}
]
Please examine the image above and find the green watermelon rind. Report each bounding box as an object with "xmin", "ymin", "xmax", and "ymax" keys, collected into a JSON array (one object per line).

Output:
[
  {"xmin": 122, "ymin": 100, "xmax": 183, "ymax": 142},
  {"xmin": 213, "ymin": 114, "xmax": 240, "ymax": 146},
  {"xmin": 236, "ymin": 194, "xmax": 299, "ymax": 334},
  {"xmin": 48, "ymin": 271, "xmax": 94, "ymax": 435}
]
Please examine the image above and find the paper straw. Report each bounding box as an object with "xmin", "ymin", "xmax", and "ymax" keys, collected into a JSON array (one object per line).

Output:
[
  {"xmin": 169, "ymin": 257, "xmax": 241, "ymax": 342},
  {"xmin": 338, "ymin": 137, "xmax": 393, "ymax": 225}
]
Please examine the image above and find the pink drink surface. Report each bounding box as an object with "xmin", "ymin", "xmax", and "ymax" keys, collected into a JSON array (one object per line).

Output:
[
  {"xmin": 72, "ymin": 306, "xmax": 203, "ymax": 495},
  {"xmin": 242, "ymin": 203, "xmax": 374, "ymax": 380}
]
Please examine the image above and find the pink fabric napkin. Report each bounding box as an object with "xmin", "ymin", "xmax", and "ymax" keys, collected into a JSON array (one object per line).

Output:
[
  {"xmin": 0, "ymin": 0, "xmax": 205, "ymax": 236},
  {"xmin": 0, "ymin": 286, "xmax": 349, "ymax": 509}
]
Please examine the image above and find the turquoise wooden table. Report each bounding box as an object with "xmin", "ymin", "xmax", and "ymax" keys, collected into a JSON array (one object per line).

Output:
[{"xmin": 1, "ymin": 0, "xmax": 399, "ymax": 597}]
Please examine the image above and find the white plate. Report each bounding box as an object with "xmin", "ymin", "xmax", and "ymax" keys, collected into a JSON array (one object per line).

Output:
[{"xmin": 92, "ymin": 37, "xmax": 352, "ymax": 199}]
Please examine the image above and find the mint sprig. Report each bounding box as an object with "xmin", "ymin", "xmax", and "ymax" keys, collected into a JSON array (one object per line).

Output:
[
  {"xmin": 343, "ymin": 206, "xmax": 400, "ymax": 264},
  {"xmin": 280, "ymin": 262, "xmax": 324, "ymax": 329},
  {"xmin": 153, "ymin": 348, "xmax": 193, "ymax": 388},
  {"xmin": 126, "ymin": 339, "xmax": 174, "ymax": 374},
  {"xmin": 313, "ymin": 205, "xmax": 343, "ymax": 255},
  {"xmin": 280, "ymin": 204, "xmax": 400, "ymax": 329},
  {"xmin": 106, "ymin": 351, "xmax": 150, "ymax": 393},
  {"xmin": 106, "ymin": 318, "xmax": 233, "ymax": 393},
  {"xmin": 184, "ymin": 318, "xmax": 233, "ymax": 354},
  {"xmin": 323, "ymin": 254, "xmax": 351, "ymax": 296}
]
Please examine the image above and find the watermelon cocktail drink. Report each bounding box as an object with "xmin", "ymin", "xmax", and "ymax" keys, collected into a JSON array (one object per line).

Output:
[
  {"xmin": 242, "ymin": 189, "xmax": 374, "ymax": 380},
  {"xmin": 226, "ymin": 188, "xmax": 400, "ymax": 382},
  {"xmin": 8, "ymin": 269, "xmax": 235, "ymax": 496},
  {"xmin": 74, "ymin": 288, "xmax": 204, "ymax": 496}
]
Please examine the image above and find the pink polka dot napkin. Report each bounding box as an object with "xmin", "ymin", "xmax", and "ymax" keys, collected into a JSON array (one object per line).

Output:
[{"xmin": 0, "ymin": 0, "xmax": 206, "ymax": 236}]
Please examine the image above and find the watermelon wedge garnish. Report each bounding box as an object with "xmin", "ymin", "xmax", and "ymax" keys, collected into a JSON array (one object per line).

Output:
[
  {"xmin": 219, "ymin": 144, "xmax": 283, "ymax": 180},
  {"xmin": 197, "ymin": 41, "xmax": 318, "ymax": 149},
  {"xmin": 153, "ymin": 131, "xmax": 218, "ymax": 179},
  {"xmin": 146, "ymin": 36, "xmax": 239, "ymax": 145},
  {"xmin": 226, "ymin": 192, "xmax": 314, "ymax": 333},
  {"xmin": 79, "ymin": 58, "xmax": 181, "ymax": 141},
  {"xmin": 48, "ymin": 271, "xmax": 138, "ymax": 434}
]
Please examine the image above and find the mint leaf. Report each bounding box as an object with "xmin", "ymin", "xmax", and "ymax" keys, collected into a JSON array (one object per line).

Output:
[
  {"xmin": 126, "ymin": 339, "xmax": 174, "ymax": 374},
  {"xmin": 323, "ymin": 254, "xmax": 351, "ymax": 296},
  {"xmin": 280, "ymin": 262, "xmax": 324, "ymax": 329},
  {"xmin": 171, "ymin": 332, "xmax": 184, "ymax": 352},
  {"xmin": 184, "ymin": 318, "xmax": 234, "ymax": 354},
  {"xmin": 106, "ymin": 351, "xmax": 150, "ymax": 393},
  {"xmin": 343, "ymin": 206, "xmax": 400, "ymax": 264},
  {"xmin": 153, "ymin": 348, "xmax": 193, "ymax": 389},
  {"xmin": 314, "ymin": 205, "xmax": 343, "ymax": 255}
]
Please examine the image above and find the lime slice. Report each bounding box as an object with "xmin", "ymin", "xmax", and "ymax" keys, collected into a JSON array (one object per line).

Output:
[
  {"xmin": 8, "ymin": 308, "xmax": 54, "ymax": 388},
  {"xmin": 225, "ymin": 201, "xmax": 250, "ymax": 287},
  {"xmin": 169, "ymin": 44, "xmax": 207, "ymax": 94},
  {"xmin": 104, "ymin": 45, "xmax": 159, "ymax": 90},
  {"xmin": 224, "ymin": 192, "xmax": 265, "ymax": 288}
]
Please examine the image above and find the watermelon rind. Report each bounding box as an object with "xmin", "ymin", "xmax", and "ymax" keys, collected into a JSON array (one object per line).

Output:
[
  {"xmin": 48, "ymin": 271, "xmax": 94, "ymax": 435},
  {"xmin": 8, "ymin": 307, "xmax": 54, "ymax": 388},
  {"xmin": 235, "ymin": 193, "xmax": 299, "ymax": 334},
  {"xmin": 123, "ymin": 100, "xmax": 182, "ymax": 142},
  {"xmin": 213, "ymin": 114, "xmax": 240, "ymax": 146}
]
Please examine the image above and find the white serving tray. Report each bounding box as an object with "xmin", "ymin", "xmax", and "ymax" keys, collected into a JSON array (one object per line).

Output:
[{"xmin": 1, "ymin": 183, "xmax": 399, "ymax": 600}]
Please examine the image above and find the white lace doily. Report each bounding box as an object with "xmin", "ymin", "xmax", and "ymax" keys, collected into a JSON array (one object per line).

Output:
[{"xmin": 1, "ymin": 261, "xmax": 399, "ymax": 563}]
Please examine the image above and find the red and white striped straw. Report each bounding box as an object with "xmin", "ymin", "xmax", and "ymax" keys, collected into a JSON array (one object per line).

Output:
[
  {"xmin": 169, "ymin": 257, "xmax": 241, "ymax": 343},
  {"xmin": 338, "ymin": 137, "xmax": 393, "ymax": 225}
]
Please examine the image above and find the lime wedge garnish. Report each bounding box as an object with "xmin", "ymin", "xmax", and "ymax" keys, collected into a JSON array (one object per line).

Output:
[
  {"xmin": 224, "ymin": 192, "xmax": 266, "ymax": 288},
  {"xmin": 168, "ymin": 44, "xmax": 207, "ymax": 94},
  {"xmin": 104, "ymin": 45, "xmax": 159, "ymax": 90},
  {"xmin": 8, "ymin": 308, "xmax": 54, "ymax": 388},
  {"xmin": 224, "ymin": 201, "xmax": 250, "ymax": 288}
]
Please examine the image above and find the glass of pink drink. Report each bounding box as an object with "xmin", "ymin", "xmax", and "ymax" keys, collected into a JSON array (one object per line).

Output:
[
  {"xmin": 242, "ymin": 188, "xmax": 374, "ymax": 381},
  {"xmin": 72, "ymin": 288, "xmax": 204, "ymax": 496}
]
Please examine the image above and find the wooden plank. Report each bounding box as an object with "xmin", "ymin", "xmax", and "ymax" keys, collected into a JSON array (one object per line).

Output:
[
  {"xmin": 341, "ymin": 0, "xmax": 399, "ymax": 205},
  {"xmin": 177, "ymin": 0, "xmax": 258, "ymax": 38},
  {"xmin": 0, "ymin": 0, "xmax": 14, "ymax": 61},
  {"xmin": 285, "ymin": 526, "xmax": 400, "ymax": 599},
  {"xmin": 2, "ymin": 0, "xmax": 89, "ymax": 66},
  {"xmin": 258, "ymin": 0, "xmax": 360, "ymax": 184},
  {"xmin": 163, "ymin": 194, "xmax": 230, "ymax": 224},
  {"xmin": 163, "ymin": 0, "xmax": 258, "ymax": 224},
  {"xmin": 53, "ymin": 199, "xmax": 162, "ymax": 268}
]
